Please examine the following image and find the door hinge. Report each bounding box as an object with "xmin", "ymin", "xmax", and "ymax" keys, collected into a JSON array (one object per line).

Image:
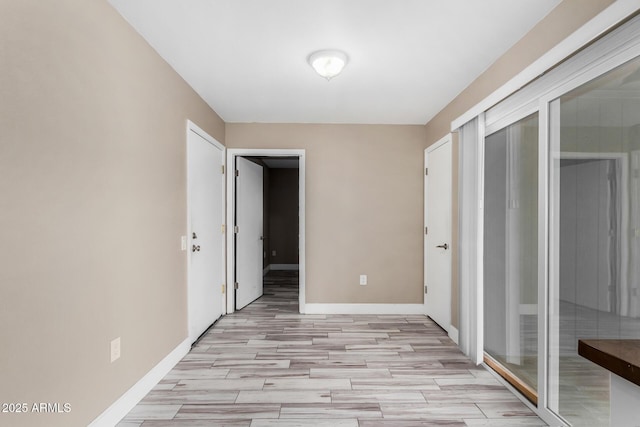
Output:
[
  {"xmin": 424, "ymin": 285, "xmax": 428, "ymax": 294},
  {"xmin": 425, "ymin": 226, "xmax": 428, "ymax": 235},
  {"xmin": 425, "ymin": 167, "xmax": 428, "ymax": 176},
  {"xmin": 221, "ymin": 165, "xmax": 225, "ymax": 174},
  {"xmin": 221, "ymin": 224, "xmax": 226, "ymax": 233},
  {"xmin": 221, "ymin": 284, "xmax": 226, "ymax": 293},
  {"xmin": 235, "ymin": 170, "xmax": 239, "ymax": 177},
  {"xmin": 234, "ymin": 225, "xmax": 239, "ymax": 233},
  {"xmin": 234, "ymin": 282, "xmax": 239, "ymax": 290}
]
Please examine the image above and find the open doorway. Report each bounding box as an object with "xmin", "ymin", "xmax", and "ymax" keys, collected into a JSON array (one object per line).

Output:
[
  {"xmin": 258, "ymin": 157, "xmax": 300, "ymax": 313},
  {"xmin": 226, "ymin": 149, "xmax": 306, "ymax": 314},
  {"xmin": 241, "ymin": 156, "xmax": 300, "ymax": 313}
]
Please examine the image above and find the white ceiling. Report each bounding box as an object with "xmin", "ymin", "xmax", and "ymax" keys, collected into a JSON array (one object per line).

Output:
[{"xmin": 108, "ymin": 0, "xmax": 562, "ymax": 125}]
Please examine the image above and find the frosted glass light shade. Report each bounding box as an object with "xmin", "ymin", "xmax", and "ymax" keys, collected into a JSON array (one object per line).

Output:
[{"xmin": 308, "ymin": 50, "xmax": 348, "ymax": 81}]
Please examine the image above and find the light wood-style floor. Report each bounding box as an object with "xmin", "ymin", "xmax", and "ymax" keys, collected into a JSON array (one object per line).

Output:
[{"xmin": 118, "ymin": 271, "xmax": 546, "ymax": 426}]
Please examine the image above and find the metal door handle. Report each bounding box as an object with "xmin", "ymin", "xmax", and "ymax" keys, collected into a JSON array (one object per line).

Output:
[
  {"xmin": 192, "ymin": 245, "xmax": 200, "ymax": 252},
  {"xmin": 436, "ymin": 243, "xmax": 448, "ymax": 250}
]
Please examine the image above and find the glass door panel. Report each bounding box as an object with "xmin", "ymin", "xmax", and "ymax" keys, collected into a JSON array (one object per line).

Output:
[
  {"xmin": 484, "ymin": 113, "xmax": 539, "ymax": 402},
  {"xmin": 549, "ymin": 56, "xmax": 640, "ymax": 426}
]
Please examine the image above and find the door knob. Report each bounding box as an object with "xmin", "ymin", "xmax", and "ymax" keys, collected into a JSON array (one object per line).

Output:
[
  {"xmin": 436, "ymin": 243, "xmax": 449, "ymax": 250},
  {"xmin": 192, "ymin": 245, "xmax": 200, "ymax": 252}
]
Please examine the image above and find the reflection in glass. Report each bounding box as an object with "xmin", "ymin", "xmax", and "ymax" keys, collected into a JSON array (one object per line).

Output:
[
  {"xmin": 549, "ymin": 57, "xmax": 640, "ymax": 426},
  {"xmin": 484, "ymin": 113, "xmax": 538, "ymax": 400}
]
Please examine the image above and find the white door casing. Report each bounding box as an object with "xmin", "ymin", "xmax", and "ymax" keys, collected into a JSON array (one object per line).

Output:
[
  {"xmin": 187, "ymin": 121, "xmax": 225, "ymax": 343},
  {"xmin": 425, "ymin": 134, "xmax": 453, "ymax": 333},
  {"xmin": 226, "ymin": 149, "xmax": 306, "ymax": 314},
  {"xmin": 235, "ymin": 157, "xmax": 264, "ymax": 310}
]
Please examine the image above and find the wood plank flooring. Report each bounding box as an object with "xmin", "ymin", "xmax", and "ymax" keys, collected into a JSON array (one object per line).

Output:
[{"xmin": 118, "ymin": 271, "xmax": 546, "ymax": 426}]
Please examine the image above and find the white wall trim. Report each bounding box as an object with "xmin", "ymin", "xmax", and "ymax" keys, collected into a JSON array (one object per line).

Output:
[
  {"xmin": 426, "ymin": 133, "xmax": 451, "ymax": 153},
  {"xmin": 88, "ymin": 338, "xmax": 190, "ymax": 427},
  {"xmin": 451, "ymin": 1, "xmax": 640, "ymax": 131},
  {"xmin": 187, "ymin": 120, "xmax": 224, "ymax": 151},
  {"xmin": 270, "ymin": 264, "xmax": 299, "ymax": 271},
  {"xmin": 263, "ymin": 265, "xmax": 271, "ymax": 276},
  {"xmin": 226, "ymin": 149, "xmax": 306, "ymax": 314},
  {"xmin": 304, "ymin": 304, "xmax": 426, "ymax": 315},
  {"xmin": 449, "ymin": 326, "xmax": 459, "ymax": 344}
]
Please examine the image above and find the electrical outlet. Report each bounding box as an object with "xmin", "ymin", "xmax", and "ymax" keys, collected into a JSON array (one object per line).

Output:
[
  {"xmin": 181, "ymin": 235, "xmax": 187, "ymax": 251},
  {"xmin": 272, "ymin": 250, "xmax": 276, "ymax": 256},
  {"xmin": 110, "ymin": 337, "xmax": 121, "ymax": 363},
  {"xmin": 359, "ymin": 275, "xmax": 367, "ymax": 285}
]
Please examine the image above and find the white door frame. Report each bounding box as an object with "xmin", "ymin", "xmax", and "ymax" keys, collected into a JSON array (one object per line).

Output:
[
  {"xmin": 186, "ymin": 120, "xmax": 226, "ymax": 340},
  {"xmin": 226, "ymin": 149, "xmax": 306, "ymax": 314},
  {"xmin": 424, "ymin": 134, "xmax": 453, "ymax": 339}
]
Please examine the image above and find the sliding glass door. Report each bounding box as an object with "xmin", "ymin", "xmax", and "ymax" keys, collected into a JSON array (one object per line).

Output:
[
  {"xmin": 462, "ymin": 14, "xmax": 640, "ymax": 427},
  {"xmin": 548, "ymin": 55, "xmax": 640, "ymax": 426},
  {"xmin": 484, "ymin": 113, "xmax": 539, "ymax": 403}
]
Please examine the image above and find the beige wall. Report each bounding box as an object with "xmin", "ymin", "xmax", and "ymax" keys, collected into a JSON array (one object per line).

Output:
[
  {"xmin": 0, "ymin": 1, "xmax": 224, "ymax": 426},
  {"xmin": 424, "ymin": 0, "xmax": 615, "ymax": 146},
  {"xmin": 226, "ymin": 124, "xmax": 427, "ymax": 304}
]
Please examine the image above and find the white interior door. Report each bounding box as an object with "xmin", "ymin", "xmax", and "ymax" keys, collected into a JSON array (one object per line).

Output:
[
  {"xmin": 187, "ymin": 125, "xmax": 224, "ymax": 343},
  {"xmin": 235, "ymin": 157, "xmax": 264, "ymax": 310},
  {"xmin": 425, "ymin": 136, "xmax": 452, "ymax": 332}
]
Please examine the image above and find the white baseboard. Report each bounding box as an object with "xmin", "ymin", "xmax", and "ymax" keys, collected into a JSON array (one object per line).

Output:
[
  {"xmin": 449, "ymin": 325, "xmax": 459, "ymax": 344},
  {"xmin": 270, "ymin": 264, "xmax": 299, "ymax": 271},
  {"xmin": 263, "ymin": 265, "xmax": 271, "ymax": 276},
  {"xmin": 304, "ymin": 303, "xmax": 425, "ymax": 315},
  {"xmin": 88, "ymin": 338, "xmax": 190, "ymax": 427}
]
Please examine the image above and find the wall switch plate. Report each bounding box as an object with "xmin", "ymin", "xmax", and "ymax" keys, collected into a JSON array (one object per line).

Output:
[
  {"xmin": 181, "ymin": 235, "xmax": 187, "ymax": 251},
  {"xmin": 359, "ymin": 275, "xmax": 367, "ymax": 285},
  {"xmin": 110, "ymin": 337, "xmax": 121, "ymax": 363},
  {"xmin": 272, "ymin": 250, "xmax": 276, "ymax": 256}
]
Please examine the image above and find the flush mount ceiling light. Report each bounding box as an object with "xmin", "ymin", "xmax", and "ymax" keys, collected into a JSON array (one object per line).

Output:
[{"xmin": 308, "ymin": 50, "xmax": 348, "ymax": 81}]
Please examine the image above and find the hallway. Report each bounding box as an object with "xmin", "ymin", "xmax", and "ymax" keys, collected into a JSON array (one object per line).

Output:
[{"xmin": 118, "ymin": 272, "xmax": 545, "ymax": 426}]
